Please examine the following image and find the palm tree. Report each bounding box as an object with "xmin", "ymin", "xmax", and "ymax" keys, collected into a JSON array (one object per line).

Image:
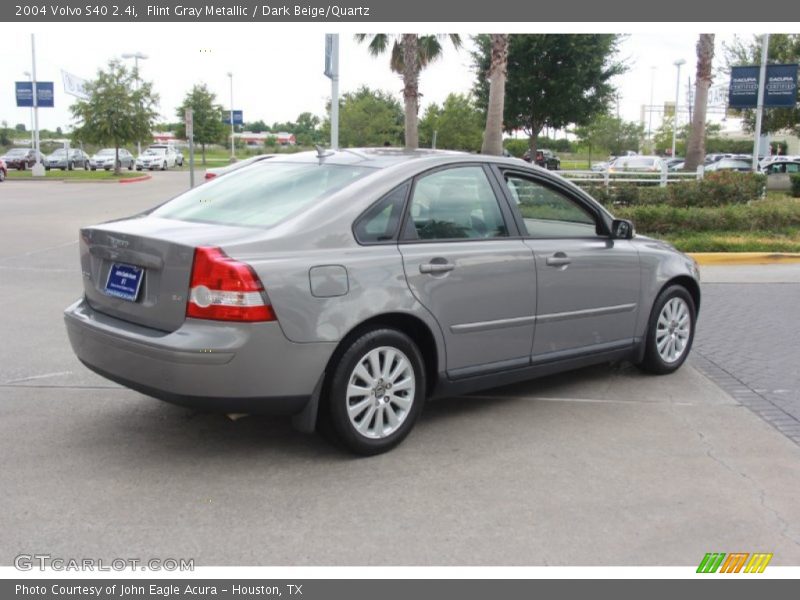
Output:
[
  {"xmin": 355, "ymin": 34, "xmax": 462, "ymax": 150},
  {"xmin": 685, "ymin": 34, "xmax": 715, "ymax": 171},
  {"xmin": 481, "ymin": 34, "xmax": 509, "ymax": 156}
]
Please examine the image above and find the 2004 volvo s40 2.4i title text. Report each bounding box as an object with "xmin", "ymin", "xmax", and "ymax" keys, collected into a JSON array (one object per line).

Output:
[{"xmin": 65, "ymin": 149, "xmax": 700, "ymax": 455}]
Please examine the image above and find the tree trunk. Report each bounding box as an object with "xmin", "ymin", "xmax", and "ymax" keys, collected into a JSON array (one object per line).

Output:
[
  {"xmin": 114, "ymin": 146, "xmax": 121, "ymax": 176},
  {"xmin": 685, "ymin": 34, "xmax": 715, "ymax": 171},
  {"xmin": 401, "ymin": 34, "xmax": 420, "ymax": 151},
  {"xmin": 481, "ymin": 34, "xmax": 509, "ymax": 156}
]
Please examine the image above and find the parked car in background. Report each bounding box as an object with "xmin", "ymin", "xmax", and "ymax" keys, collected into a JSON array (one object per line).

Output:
[
  {"xmin": 90, "ymin": 148, "xmax": 135, "ymax": 171},
  {"xmin": 764, "ymin": 160, "xmax": 800, "ymax": 175},
  {"xmin": 764, "ymin": 160, "xmax": 800, "ymax": 192},
  {"xmin": 0, "ymin": 158, "xmax": 7, "ymax": 182},
  {"xmin": 759, "ymin": 155, "xmax": 800, "ymax": 172},
  {"xmin": 44, "ymin": 148, "xmax": 90, "ymax": 170},
  {"xmin": 64, "ymin": 148, "xmax": 701, "ymax": 455},
  {"xmin": 608, "ymin": 155, "xmax": 666, "ymax": 172},
  {"xmin": 136, "ymin": 145, "xmax": 177, "ymax": 171},
  {"xmin": 524, "ymin": 148, "xmax": 561, "ymax": 170},
  {"xmin": 174, "ymin": 149, "xmax": 185, "ymax": 167},
  {"xmin": 665, "ymin": 157, "xmax": 684, "ymax": 171},
  {"xmin": 704, "ymin": 158, "xmax": 752, "ymax": 172},
  {"xmin": 204, "ymin": 154, "xmax": 275, "ymax": 181},
  {"xmin": 1, "ymin": 148, "xmax": 40, "ymax": 170}
]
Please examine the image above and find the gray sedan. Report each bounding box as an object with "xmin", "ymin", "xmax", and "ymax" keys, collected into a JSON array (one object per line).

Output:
[{"xmin": 64, "ymin": 149, "xmax": 700, "ymax": 455}]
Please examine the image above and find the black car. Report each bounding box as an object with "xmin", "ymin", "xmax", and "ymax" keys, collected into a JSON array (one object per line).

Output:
[
  {"xmin": 0, "ymin": 148, "xmax": 40, "ymax": 170},
  {"xmin": 523, "ymin": 148, "xmax": 561, "ymax": 170},
  {"xmin": 44, "ymin": 148, "xmax": 91, "ymax": 170}
]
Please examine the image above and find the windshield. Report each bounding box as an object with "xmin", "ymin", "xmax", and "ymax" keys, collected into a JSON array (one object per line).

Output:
[
  {"xmin": 143, "ymin": 149, "xmax": 163, "ymax": 156},
  {"xmin": 6, "ymin": 149, "xmax": 27, "ymax": 156},
  {"xmin": 617, "ymin": 157, "xmax": 657, "ymax": 168},
  {"xmin": 50, "ymin": 149, "xmax": 67, "ymax": 157},
  {"xmin": 98, "ymin": 149, "xmax": 115, "ymax": 156},
  {"xmin": 151, "ymin": 162, "xmax": 374, "ymax": 227}
]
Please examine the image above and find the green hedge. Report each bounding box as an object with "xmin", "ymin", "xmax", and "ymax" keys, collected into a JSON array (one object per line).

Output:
[
  {"xmin": 583, "ymin": 171, "xmax": 766, "ymax": 208},
  {"xmin": 614, "ymin": 198, "xmax": 800, "ymax": 235},
  {"xmin": 791, "ymin": 173, "xmax": 800, "ymax": 198}
]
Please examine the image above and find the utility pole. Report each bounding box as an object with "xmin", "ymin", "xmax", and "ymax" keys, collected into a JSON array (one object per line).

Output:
[
  {"xmin": 752, "ymin": 34, "xmax": 770, "ymax": 172},
  {"xmin": 672, "ymin": 58, "xmax": 686, "ymax": 158},
  {"xmin": 121, "ymin": 52, "xmax": 148, "ymax": 156},
  {"xmin": 324, "ymin": 34, "xmax": 340, "ymax": 150},
  {"xmin": 227, "ymin": 72, "xmax": 235, "ymax": 160}
]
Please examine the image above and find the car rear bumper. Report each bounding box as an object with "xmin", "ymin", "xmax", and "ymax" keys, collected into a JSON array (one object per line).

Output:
[{"xmin": 64, "ymin": 298, "xmax": 336, "ymax": 414}]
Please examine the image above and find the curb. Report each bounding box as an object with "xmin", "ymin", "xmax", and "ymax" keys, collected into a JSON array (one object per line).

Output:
[
  {"xmin": 119, "ymin": 175, "xmax": 152, "ymax": 184},
  {"xmin": 689, "ymin": 252, "xmax": 800, "ymax": 266}
]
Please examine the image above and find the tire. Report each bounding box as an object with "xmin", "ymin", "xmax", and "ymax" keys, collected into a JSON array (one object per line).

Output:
[
  {"xmin": 0, "ymin": 169, "xmax": 5, "ymax": 182},
  {"xmin": 128, "ymin": 162, "xmax": 133, "ymax": 171},
  {"xmin": 324, "ymin": 328, "xmax": 426, "ymax": 455},
  {"xmin": 19, "ymin": 164, "xmax": 25, "ymax": 171},
  {"xmin": 638, "ymin": 284, "xmax": 696, "ymax": 375},
  {"xmin": 161, "ymin": 161, "xmax": 167, "ymax": 171},
  {"xmin": 68, "ymin": 162, "xmax": 74, "ymax": 171},
  {"xmin": 91, "ymin": 167, "xmax": 96, "ymax": 171},
  {"xmin": 136, "ymin": 166, "xmax": 142, "ymax": 171}
]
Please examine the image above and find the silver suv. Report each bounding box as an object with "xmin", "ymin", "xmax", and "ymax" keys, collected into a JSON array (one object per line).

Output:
[{"xmin": 65, "ymin": 149, "xmax": 700, "ymax": 454}]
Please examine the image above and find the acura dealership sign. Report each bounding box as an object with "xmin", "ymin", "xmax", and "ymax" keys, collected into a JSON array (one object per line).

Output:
[{"xmin": 729, "ymin": 64, "xmax": 798, "ymax": 108}]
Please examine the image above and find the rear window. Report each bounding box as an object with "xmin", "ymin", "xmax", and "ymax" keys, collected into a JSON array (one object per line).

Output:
[
  {"xmin": 150, "ymin": 162, "xmax": 374, "ymax": 227},
  {"xmin": 617, "ymin": 157, "xmax": 657, "ymax": 168}
]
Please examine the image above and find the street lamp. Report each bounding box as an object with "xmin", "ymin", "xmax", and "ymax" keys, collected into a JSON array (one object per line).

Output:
[
  {"xmin": 647, "ymin": 66, "xmax": 656, "ymax": 146},
  {"xmin": 23, "ymin": 71, "xmax": 34, "ymax": 150},
  {"xmin": 227, "ymin": 72, "xmax": 235, "ymax": 160},
  {"xmin": 671, "ymin": 59, "xmax": 686, "ymax": 158},
  {"xmin": 121, "ymin": 52, "xmax": 148, "ymax": 155}
]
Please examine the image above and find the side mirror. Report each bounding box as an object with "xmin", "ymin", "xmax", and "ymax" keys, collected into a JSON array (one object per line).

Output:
[{"xmin": 611, "ymin": 218, "xmax": 635, "ymax": 240}]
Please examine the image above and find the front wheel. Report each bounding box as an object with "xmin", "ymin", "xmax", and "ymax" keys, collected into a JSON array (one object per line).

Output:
[
  {"xmin": 325, "ymin": 328, "xmax": 426, "ymax": 455},
  {"xmin": 638, "ymin": 285, "xmax": 696, "ymax": 375}
]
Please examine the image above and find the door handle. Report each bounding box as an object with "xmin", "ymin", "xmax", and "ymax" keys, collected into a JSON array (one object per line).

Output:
[
  {"xmin": 546, "ymin": 252, "xmax": 571, "ymax": 267},
  {"xmin": 419, "ymin": 262, "xmax": 455, "ymax": 274}
]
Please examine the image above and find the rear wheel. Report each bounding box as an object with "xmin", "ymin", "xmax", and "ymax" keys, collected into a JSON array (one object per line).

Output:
[
  {"xmin": 325, "ymin": 328, "xmax": 426, "ymax": 455},
  {"xmin": 638, "ymin": 285, "xmax": 696, "ymax": 374},
  {"xmin": 0, "ymin": 169, "xmax": 5, "ymax": 182}
]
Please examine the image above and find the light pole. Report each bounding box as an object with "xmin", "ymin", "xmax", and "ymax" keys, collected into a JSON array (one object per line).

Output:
[
  {"xmin": 227, "ymin": 72, "xmax": 235, "ymax": 160},
  {"xmin": 121, "ymin": 51, "xmax": 148, "ymax": 155},
  {"xmin": 23, "ymin": 71, "xmax": 34, "ymax": 150},
  {"xmin": 671, "ymin": 59, "xmax": 686, "ymax": 158},
  {"xmin": 647, "ymin": 66, "xmax": 656, "ymax": 146}
]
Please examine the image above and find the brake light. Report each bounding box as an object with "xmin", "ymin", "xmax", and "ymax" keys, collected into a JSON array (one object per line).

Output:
[
  {"xmin": 187, "ymin": 246, "xmax": 276, "ymax": 322},
  {"xmin": 204, "ymin": 172, "xmax": 216, "ymax": 180}
]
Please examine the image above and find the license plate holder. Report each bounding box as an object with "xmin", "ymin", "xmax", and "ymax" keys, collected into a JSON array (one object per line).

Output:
[{"xmin": 104, "ymin": 262, "xmax": 144, "ymax": 302}]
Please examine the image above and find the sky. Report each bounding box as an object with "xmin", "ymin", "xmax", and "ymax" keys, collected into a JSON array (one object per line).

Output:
[{"xmin": 0, "ymin": 23, "xmax": 760, "ymax": 137}]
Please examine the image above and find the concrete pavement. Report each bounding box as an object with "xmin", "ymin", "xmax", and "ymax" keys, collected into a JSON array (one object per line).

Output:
[{"xmin": 1, "ymin": 174, "xmax": 799, "ymax": 566}]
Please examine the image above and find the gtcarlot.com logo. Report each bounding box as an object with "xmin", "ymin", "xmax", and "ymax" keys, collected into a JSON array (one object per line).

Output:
[
  {"xmin": 697, "ymin": 552, "xmax": 773, "ymax": 573},
  {"xmin": 14, "ymin": 554, "xmax": 194, "ymax": 572}
]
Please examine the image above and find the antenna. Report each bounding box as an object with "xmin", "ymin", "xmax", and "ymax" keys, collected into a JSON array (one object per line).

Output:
[{"xmin": 315, "ymin": 145, "xmax": 334, "ymax": 159}]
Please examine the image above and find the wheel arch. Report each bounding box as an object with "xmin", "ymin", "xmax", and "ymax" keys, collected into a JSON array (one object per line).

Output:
[{"xmin": 662, "ymin": 275, "xmax": 701, "ymax": 314}]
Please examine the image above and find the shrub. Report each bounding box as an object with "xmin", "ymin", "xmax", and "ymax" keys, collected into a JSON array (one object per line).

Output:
[
  {"xmin": 791, "ymin": 173, "xmax": 800, "ymax": 198},
  {"xmin": 579, "ymin": 171, "xmax": 766, "ymax": 208},
  {"xmin": 613, "ymin": 198, "xmax": 800, "ymax": 235}
]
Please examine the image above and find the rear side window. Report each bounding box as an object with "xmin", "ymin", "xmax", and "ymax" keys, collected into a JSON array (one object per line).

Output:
[
  {"xmin": 150, "ymin": 162, "xmax": 373, "ymax": 227},
  {"xmin": 354, "ymin": 183, "xmax": 409, "ymax": 244}
]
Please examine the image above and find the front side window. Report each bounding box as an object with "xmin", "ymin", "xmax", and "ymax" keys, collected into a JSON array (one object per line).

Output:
[
  {"xmin": 504, "ymin": 174, "xmax": 599, "ymax": 238},
  {"xmin": 405, "ymin": 166, "xmax": 508, "ymax": 240},
  {"xmin": 151, "ymin": 162, "xmax": 373, "ymax": 227}
]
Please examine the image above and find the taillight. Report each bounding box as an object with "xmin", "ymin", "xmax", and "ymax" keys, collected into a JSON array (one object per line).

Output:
[
  {"xmin": 187, "ymin": 246, "xmax": 276, "ymax": 322},
  {"xmin": 204, "ymin": 172, "xmax": 216, "ymax": 180}
]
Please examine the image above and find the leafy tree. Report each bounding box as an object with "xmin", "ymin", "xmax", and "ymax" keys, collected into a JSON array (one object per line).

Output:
[
  {"xmin": 15, "ymin": 123, "xmax": 26, "ymax": 132},
  {"xmin": 685, "ymin": 34, "xmax": 716, "ymax": 170},
  {"xmin": 574, "ymin": 114, "xmax": 644, "ymax": 164},
  {"xmin": 653, "ymin": 118, "xmax": 721, "ymax": 158},
  {"xmin": 175, "ymin": 84, "xmax": 225, "ymax": 165},
  {"xmin": 0, "ymin": 122, "xmax": 11, "ymax": 146},
  {"xmin": 473, "ymin": 34, "xmax": 626, "ymax": 153},
  {"xmin": 70, "ymin": 60, "xmax": 159, "ymax": 175},
  {"xmin": 321, "ymin": 86, "xmax": 403, "ymax": 148},
  {"xmin": 724, "ymin": 34, "xmax": 800, "ymax": 135},
  {"xmin": 246, "ymin": 119, "xmax": 270, "ymax": 133},
  {"xmin": 293, "ymin": 112, "xmax": 322, "ymax": 146},
  {"xmin": 419, "ymin": 94, "xmax": 484, "ymax": 152},
  {"xmin": 355, "ymin": 34, "xmax": 462, "ymax": 150},
  {"xmin": 481, "ymin": 34, "xmax": 509, "ymax": 156}
]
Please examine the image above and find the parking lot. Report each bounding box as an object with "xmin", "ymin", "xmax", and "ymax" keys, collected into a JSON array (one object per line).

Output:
[{"xmin": 2, "ymin": 173, "xmax": 800, "ymax": 565}]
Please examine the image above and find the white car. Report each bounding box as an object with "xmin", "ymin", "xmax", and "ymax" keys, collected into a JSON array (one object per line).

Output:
[{"xmin": 136, "ymin": 146, "xmax": 178, "ymax": 171}]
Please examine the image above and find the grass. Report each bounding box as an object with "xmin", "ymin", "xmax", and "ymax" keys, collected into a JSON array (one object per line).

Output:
[
  {"xmin": 5, "ymin": 169, "xmax": 144, "ymax": 180},
  {"xmin": 662, "ymin": 230, "xmax": 800, "ymax": 252}
]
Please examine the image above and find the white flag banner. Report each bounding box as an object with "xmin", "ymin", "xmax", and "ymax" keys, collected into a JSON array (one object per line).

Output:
[{"xmin": 61, "ymin": 70, "xmax": 88, "ymax": 100}]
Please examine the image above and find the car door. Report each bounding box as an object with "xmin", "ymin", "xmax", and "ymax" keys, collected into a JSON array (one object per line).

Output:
[
  {"xmin": 398, "ymin": 164, "xmax": 537, "ymax": 378},
  {"xmin": 497, "ymin": 169, "xmax": 641, "ymax": 360}
]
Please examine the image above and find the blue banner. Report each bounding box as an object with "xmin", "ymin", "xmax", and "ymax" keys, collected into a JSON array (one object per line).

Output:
[
  {"xmin": 15, "ymin": 81, "xmax": 55, "ymax": 107},
  {"xmin": 223, "ymin": 110, "xmax": 243, "ymax": 125},
  {"xmin": 729, "ymin": 64, "xmax": 798, "ymax": 108}
]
